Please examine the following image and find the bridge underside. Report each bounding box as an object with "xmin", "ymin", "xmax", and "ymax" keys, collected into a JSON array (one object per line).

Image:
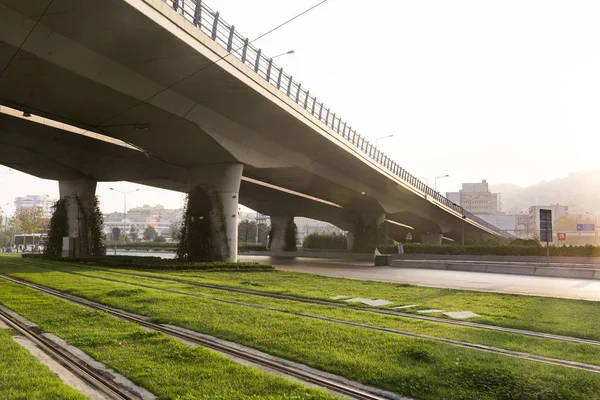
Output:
[{"xmin": 0, "ymin": 0, "xmax": 505, "ymax": 249}]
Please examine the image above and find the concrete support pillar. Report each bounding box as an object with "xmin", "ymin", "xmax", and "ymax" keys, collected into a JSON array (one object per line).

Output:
[
  {"xmin": 58, "ymin": 178, "xmax": 97, "ymax": 257},
  {"xmin": 351, "ymin": 213, "xmax": 386, "ymax": 252},
  {"xmin": 188, "ymin": 163, "xmax": 243, "ymax": 262},
  {"xmin": 346, "ymin": 232, "xmax": 355, "ymax": 251},
  {"xmin": 269, "ymin": 216, "xmax": 295, "ymax": 252},
  {"xmin": 420, "ymin": 233, "xmax": 443, "ymax": 245}
]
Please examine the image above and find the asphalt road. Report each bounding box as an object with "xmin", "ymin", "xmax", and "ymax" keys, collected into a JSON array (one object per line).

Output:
[{"xmin": 239, "ymin": 256, "xmax": 600, "ymax": 301}]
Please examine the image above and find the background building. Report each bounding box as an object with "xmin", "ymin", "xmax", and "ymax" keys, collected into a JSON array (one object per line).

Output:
[
  {"xmin": 477, "ymin": 213, "xmax": 528, "ymax": 238},
  {"xmin": 528, "ymin": 204, "xmax": 569, "ymax": 242},
  {"xmin": 103, "ymin": 204, "xmax": 183, "ymax": 240},
  {"xmin": 14, "ymin": 194, "xmax": 56, "ymax": 217},
  {"xmin": 446, "ymin": 180, "xmax": 500, "ymax": 214}
]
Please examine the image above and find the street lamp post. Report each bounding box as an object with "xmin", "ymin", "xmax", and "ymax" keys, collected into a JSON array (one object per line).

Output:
[
  {"xmin": 110, "ymin": 188, "xmax": 139, "ymax": 243},
  {"xmin": 418, "ymin": 177, "xmax": 429, "ymax": 186},
  {"xmin": 271, "ymin": 50, "xmax": 295, "ymax": 60},
  {"xmin": 1, "ymin": 203, "xmax": 8, "ymax": 248},
  {"xmin": 434, "ymin": 175, "xmax": 449, "ymax": 192},
  {"xmin": 375, "ymin": 134, "xmax": 394, "ymax": 148},
  {"xmin": 586, "ymin": 212, "xmax": 597, "ymax": 245}
]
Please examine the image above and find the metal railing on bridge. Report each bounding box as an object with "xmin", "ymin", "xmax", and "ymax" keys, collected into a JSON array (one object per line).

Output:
[{"xmin": 164, "ymin": 0, "xmax": 511, "ymax": 237}]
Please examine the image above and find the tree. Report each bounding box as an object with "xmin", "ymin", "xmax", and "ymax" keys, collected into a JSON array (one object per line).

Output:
[
  {"xmin": 143, "ymin": 225, "xmax": 158, "ymax": 241},
  {"xmin": 169, "ymin": 221, "xmax": 180, "ymax": 241},
  {"xmin": 129, "ymin": 225, "xmax": 139, "ymax": 242},
  {"xmin": 155, "ymin": 235, "xmax": 166, "ymax": 243},
  {"xmin": 14, "ymin": 207, "xmax": 48, "ymax": 247},
  {"xmin": 238, "ymin": 220, "xmax": 269, "ymax": 245}
]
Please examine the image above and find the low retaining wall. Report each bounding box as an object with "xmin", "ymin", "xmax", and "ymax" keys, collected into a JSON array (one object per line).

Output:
[{"xmin": 393, "ymin": 260, "xmax": 600, "ymax": 280}]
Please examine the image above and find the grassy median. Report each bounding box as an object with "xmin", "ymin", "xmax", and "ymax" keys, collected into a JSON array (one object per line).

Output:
[
  {"xmin": 0, "ymin": 327, "xmax": 87, "ymax": 400},
  {"xmin": 0, "ymin": 279, "xmax": 336, "ymax": 399},
  {"xmin": 98, "ymin": 266, "xmax": 600, "ymax": 341},
  {"xmin": 1, "ymin": 261, "xmax": 599, "ymax": 399}
]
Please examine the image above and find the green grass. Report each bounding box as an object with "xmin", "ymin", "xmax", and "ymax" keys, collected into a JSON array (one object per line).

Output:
[
  {"xmin": 0, "ymin": 280, "xmax": 336, "ymax": 399},
  {"xmin": 65, "ymin": 267, "xmax": 600, "ymax": 368},
  {"xmin": 0, "ymin": 327, "xmax": 87, "ymax": 400},
  {"xmin": 1, "ymin": 260, "xmax": 599, "ymax": 399},
  {"xmin": 96, "ymin": 266, "xmax": 600, "ymax": 341},
  {"xmin": 15, "ymin": 259, "xmax": 600, "ymax": 368}
]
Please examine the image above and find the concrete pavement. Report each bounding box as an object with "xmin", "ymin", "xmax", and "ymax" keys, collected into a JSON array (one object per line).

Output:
[{"xmin": 238, "ymin": 256, "xmax": 600, "ymax": 301}]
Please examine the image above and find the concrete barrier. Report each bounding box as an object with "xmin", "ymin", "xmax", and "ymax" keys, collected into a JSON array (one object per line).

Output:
[{"xmin": 392, "ymin": 260, "xmax": 600, "ymax": 280}]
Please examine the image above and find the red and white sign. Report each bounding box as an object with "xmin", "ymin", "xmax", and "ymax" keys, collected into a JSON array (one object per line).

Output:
[{"xmin": 558, "ymin": 233, "xmax": 567, "ymax": 241}]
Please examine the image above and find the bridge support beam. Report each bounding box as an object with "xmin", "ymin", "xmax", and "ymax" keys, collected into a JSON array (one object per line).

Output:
[
  {"xmin": 420, "ymin": 233, "xmax": 443, "ymax": 245},
  {"xmin": 58, "ymin": 178, "xmax": 97, "ymax": 258},
  {"xmin": 346, "ymin": 232, "xmax": 355, "ymax": 251},
  {"xmin": 187, "ymin": 163, "xmax": 243, "ymax": 262},
  {"xmin": 269, "ymin": 216, "xmax": 297, "ymax": 252},
  {"xmin": 351, "ymin": 213, "xmax": 386, "ymax": 253}
]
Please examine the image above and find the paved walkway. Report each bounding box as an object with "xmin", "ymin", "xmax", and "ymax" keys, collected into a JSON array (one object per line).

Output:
[{"xmin": 239, "ymin": 256, "xmax": 600, "ymax": 301}]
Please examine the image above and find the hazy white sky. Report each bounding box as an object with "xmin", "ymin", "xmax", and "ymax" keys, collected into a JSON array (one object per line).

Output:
[{"xmin": 2, "ymin": 0, "xmax": 600, "ymax": 214}]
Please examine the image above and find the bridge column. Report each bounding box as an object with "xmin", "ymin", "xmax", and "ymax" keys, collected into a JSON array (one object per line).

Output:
[
  {"xmin": 351, "ymin": 213, "xmax": 386, "ymax": 252},
  {"xmin": 269, "ymin": 216, "xmax": 297, "ymax": 252},
  {"xmin": 58, "ymin": 178, "xmax": 97, "ymax": 257},
  {"xmin": 346, "ymin": 232, "xmax": 355, "ymax": 251},
  {"xmin": 187, "ymin": 163, "xmax": 243, "ymax": 262},
  {"xmin": 420, "ymin": 232, "xmax": 443, "ymax": 245}
]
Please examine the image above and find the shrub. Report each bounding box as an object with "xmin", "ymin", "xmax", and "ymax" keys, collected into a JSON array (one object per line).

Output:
[
  {"xmin": 377, "ymin": 243, "xmax": 600, "ymax": 257},
  {"xmin": 303, "ymin": 233, "xmax": 348, "ymax": 250},
  {"xmin": 24, "ymin": 254, "xmax": 274, "ymax": 272},
  {"xmin": 238, "ymin": 244, "xmax": 268, "ymax": 252}
]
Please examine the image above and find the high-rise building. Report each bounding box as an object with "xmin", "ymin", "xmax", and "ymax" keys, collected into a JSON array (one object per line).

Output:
[
  {"xmin": 446, "ymin": 180, "xmax": 500, "ymax": 214},
  {"xmin": 14, "ymin": 194, "xmax": 56, "ymax": 217}
]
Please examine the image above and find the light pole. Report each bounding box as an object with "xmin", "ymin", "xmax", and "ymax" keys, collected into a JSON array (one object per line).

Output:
[
  {"xmin": 110, "ymin": 188, "xmax": 139, "ymax": 243},
  {"xmin": 434, "ymin": 175, "xmax": 449, "ymax": 192},
  {"xmin": 586, "ymin": 212, "xmax": 597, "ymax": 245},
  {"xmin": 271, "ymin": 50, "xmax": 295, "ymax": 60},
  {"xmin": 375, "ymin": 134, "xmax": 394, "ymax": 148},
  {"xmin": 418, "ymin": 177, "xmax": 429, "ymax": 186},
  {"xmin": 1, "ymin": 203, "xmax": 8, "ymax": 248}
]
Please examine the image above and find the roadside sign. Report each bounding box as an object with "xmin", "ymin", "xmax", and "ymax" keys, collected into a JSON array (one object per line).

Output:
[
  {"xmin": 539, "ymin": 209, "xmax": 552, "ymax": 243},
  {"xmin": 112, "ymin": 227, "xmax": 121, "ymax": 242},
  {"xmin": 558, "ymin": 232, "xmax": 566, "ymax": 241},
  {"xmin": 406, "ymin": 232, "xmax": 412, "ymax": 242},
  {"xmin": 397, "ymin": 243, "xmax": 404, "ymax": 254},
  {"xmin": 577, "ymin": 224, "xmax": 595, "ymax": 232}
]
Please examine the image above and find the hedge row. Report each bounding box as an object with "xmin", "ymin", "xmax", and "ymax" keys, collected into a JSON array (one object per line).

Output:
[
  {"xmin": 303, "ymin": 233, "xmax": 347, "ymax": 250},
  {"xmin": 110, "ymin": 243, "xmax": 268, "ymax": 253},
  {"xmin": 21, "ymin": 254, "xmax": 274, "ymax": 272},
  {"xmin": 377, "ymin": 243, "xmax": 600, "ymax": 257}
]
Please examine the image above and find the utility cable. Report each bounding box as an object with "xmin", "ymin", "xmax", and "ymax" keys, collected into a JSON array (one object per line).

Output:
[
  {"xmin": 0, "ymin": 0, "xmax": 56, "ymax": 78},
  {"xmin": 99, "ymin": 0, "xmax": 330, "ymax": 127}
]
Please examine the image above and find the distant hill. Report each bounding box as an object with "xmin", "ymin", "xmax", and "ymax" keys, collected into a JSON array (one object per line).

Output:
[{"xmin": 491, "ymin": 171, "xmax": 600, "ymax": 214}]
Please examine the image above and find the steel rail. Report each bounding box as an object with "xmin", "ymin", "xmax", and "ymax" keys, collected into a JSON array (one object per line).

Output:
[
  {"xmin": 0, "ymin": 309, "xmax": 135, "ymax": 400},
  {"xmin": 5, "ymin": 269, "xmax": 600, "ymax": 376},
  {"xmin": 0, "ymin": 274, "xmax": 402, "ymax": 400},
  {"xmin": 89, "ymin": 267, "xmax": 600, "ymax": 347}
]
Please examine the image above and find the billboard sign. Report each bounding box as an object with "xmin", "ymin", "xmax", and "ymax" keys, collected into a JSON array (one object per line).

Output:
[
  {"xmin": 576, "ymin": 224, "xmax": 596, "ymax": 232},
  {"xmin": 539, "ymin": 209, "xmax": 552, "ymax": 243}
]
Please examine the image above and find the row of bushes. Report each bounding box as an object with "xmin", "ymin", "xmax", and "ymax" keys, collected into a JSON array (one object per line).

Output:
[
  {"xmin": 377, "ymin": 243, "xmax": 600, "ymax": 257},
  {"xmin": 22, "ymin": 254, "xmax": 274, "ymax": 272},
  {"xmin": 111, "ymin": 243, "xmax": 269, "ymax": 253},
  {"xmin": 239, "ymin": 244, "xmax": 268, "ymax": 252},
  {"xmin": 302, "ymin": 233, "xmax": 347, "ymax": 250}
]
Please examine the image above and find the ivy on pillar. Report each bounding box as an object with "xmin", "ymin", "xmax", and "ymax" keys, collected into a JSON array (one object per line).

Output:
[
  {"xmin": 179, "ymin": 163, "xmax": 243, "ymax": 262},
  {"xmin": 51, "ymin": 179, "xmax": 104, "ymax": 258},
  {"xmin": 269, "ymin": 216, "xmax": 297, "ymax": 252}
]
